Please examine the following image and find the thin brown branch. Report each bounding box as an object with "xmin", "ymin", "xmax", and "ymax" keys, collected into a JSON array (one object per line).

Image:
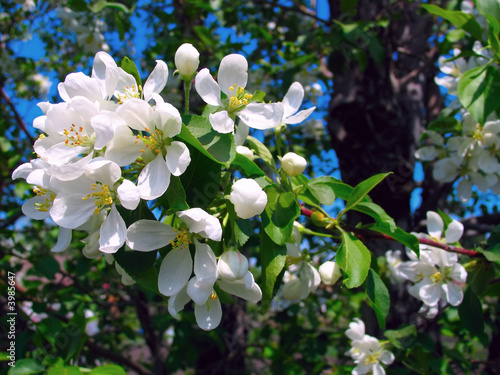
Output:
[
  {"xmin": 300, "ymin": 206, "xmax": 482, "ymax": 258},
  {"xmin": 0, "ymin": 86, "xmax": 34, "ymax": 144}
]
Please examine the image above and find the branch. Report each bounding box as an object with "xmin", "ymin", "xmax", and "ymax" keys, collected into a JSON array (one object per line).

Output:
[
  {"xmin": 0, "ymin": 86, "xmax": 35, "ymax": 144},
  {"xmin": 300, "ymin": 206, "xmax": 482, "ymax": 258}
]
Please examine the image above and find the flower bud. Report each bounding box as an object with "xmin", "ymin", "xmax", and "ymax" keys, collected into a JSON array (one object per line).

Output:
[
  {"xmin": 217, "ymin": 250, "xmax": 249, "ymax": 281},
  {"xmin": 281, "ymin": 152, "xmax": 307, "ymax": 176},
  {"xmin": 175, "ymin": 43, "xmax": 200, "ymax": 79},
  {"xmin": 229, "ymin": 178, "xmax": 267, "ymax": 219},
  {"xmin": 236, "ymin": 145, "xmax": 255, "ymax": 160},
  {"xmin": 319, "ymin": 261, "xmax": 342, "ymax": 285}
]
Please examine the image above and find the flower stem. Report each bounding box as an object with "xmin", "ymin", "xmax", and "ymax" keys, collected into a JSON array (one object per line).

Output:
[{"xmin": 184, "ymin": 79, "xmax": 191, "ymax": 115}]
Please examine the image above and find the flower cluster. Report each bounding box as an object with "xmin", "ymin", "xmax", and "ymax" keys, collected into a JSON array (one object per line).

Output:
[
  {"xmin": 12, "ymin": 46, "xmax": 315, "ymax": 330},
  {"xmin": 345, "ymin": 318, "xmax": 395, "ymax": 375},
  {"xmin": 392, "ymin": 211, "xmax": 467, "ymax": 317}
]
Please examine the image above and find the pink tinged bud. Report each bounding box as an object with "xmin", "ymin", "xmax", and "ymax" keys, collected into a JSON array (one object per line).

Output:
[
  {"xmin": 319, "ymin": 261, "xmax": 342, "ymax": 285},
  {"xmin": 175, "ymin": 43, "xmax": 200, "ymax": 78},
  {"xmin": 217, "ymin": 250, "xmax": 249, "ymax": 281},
  {"xmin": 281, "ymin": 152, "xmax": 307, "ymax": 176}
]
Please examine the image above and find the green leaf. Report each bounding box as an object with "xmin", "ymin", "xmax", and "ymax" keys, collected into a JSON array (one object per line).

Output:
[
  {"xmin": 308, "ymin": 176, "xmax": 355, "ymax": 201},
  {"xmin": 135, "ymin": 266, "xmax": 159, "ymax": 294},
  {"xmin": 8, "ymin": 359, "xmax": 45, "ymax": 375},
  {"xmin": 247, "ymin": 136, "xmax": 275, "ymax": 167},
  {"xmin": 458, "ymin": 288, "xmax": 484, "ymax": 336},
  {"xmin": 260, "ymin": 231, "xmax": 287, "ymax": 312},
  {"xmin": 384, "ymin": 325, "xmax": 417, "ymax": 350},
  {"xmin": 343, "ymin": 173, "xmax": 391, "ymax": 215},
  {"xmin": 181, "ymin": 115, "xmax": 235, "ymax": 164},
  {"xmin": 230, "ymin": 153, "xmax": 265, "ymax": 178},
  {"xmin": 336, "ymin": 230, "xmax": 371, "ymax": 288},
  {"xmin": 234, "ymin": 217, "xmax": 253, "ymax": 247},
  {"xmin": 88, "ymin": 0, "xmax": 108, "ymax": 13},
  {"xmin": 476, "ymin": 245, "xmax": 500, "ymax": 265},
  {"xmin": 193, "ymin": 26, "xmax": 215, "ymax": 47},
  {"xmin": 113, "ymin": 246, "xmax": 158, "ymax": 278},
  {"xmin": 368, "ymin": 223, "xmax": 420, "ymax": 255},
  {"xmin": 156, "ymin": 176, "xmax": 189, "ymax": 213},
  {"xmin": 47, "ymin": 366, "xmax": 82, "ymax": 375},
  {"xmin": 261, "ymin": 187, "xmax": 300, "ymax": 245},
  {"xmin": 180, "ymin": 146, "xmax": 221, "ymax": 209},
  {"xmin": 421, "ymin": 4, "xmax": 484, "ymax": 41},
  {"xmin": 33, "ymin": 256, "xmax": 60, "ymax": 280},
  {"xmin": 365, "ymin": 269, "xmax": 390, "ymax": 329},
  {"xmin": 353, "ymin": 202, "xmax": 396, "ymax": 232},
  {"xmin": 457, "ymin": 65, "xmax": 500, "ymax": 124},
  {"xmin": 476, "ymin": 0, "xmax": 500, "ymax": 22},
  {"xmin": 120, "ymin": 57, "xmax": 142, "ymax": 87},
  {"xmin": 426, "ymin": 116, "xmax": 461, "ymax": 133},
  {"xmin": 466, "ymin": 260, "xmax": 495, "ymax": 295},
  {"xmin": 89, "ymin": 365, "xmax": 127, "ymax": 375},
  {"xmin": 307, "ymin": 179, "xmax": 336, "ymax": 206}
]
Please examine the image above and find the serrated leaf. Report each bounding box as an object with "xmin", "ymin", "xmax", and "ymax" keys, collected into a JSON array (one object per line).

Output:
[
  {"xmin": 457, "ymin": 65, "xmax": 500, "ymax": 124},
  {"xmin": 181, "ymin": 115, "xmax": 235, "ymax": 164},
  {"xmin": 458, "ymin": 288, "xmax": 484, "ymax": 336},
  {"xmin": 337, "ymin": 230, "xmax": 371, "ymax": 288},
  {"xmin": 365, "ymin": 269, "xmax": 390, "ymax": 329},
  {"xmin": 343, "ymin": 173, "xmax": 391, "ymax": 215},
  {"xmin": 120, "ymin": 57, "xmax": 142, "ymax": 87},
  {"xmin": 384, "ymin": 325, "xmax": 417, "ymax": 350},
  {"xmin": 260, "ymin": 231, "xmax": 287, "ymax": 312},
  {"xmin": 261, "ymin": 187, "xmax": 300, "ymax": 245},
  {"xmin": 422, "ymin": 4, "xmax": 484, "ymax": 41}
]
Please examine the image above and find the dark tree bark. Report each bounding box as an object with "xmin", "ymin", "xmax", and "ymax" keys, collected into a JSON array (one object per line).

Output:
[{"xmin": 327, "ymin": 0, "xmax": 444, "ymax": 233}]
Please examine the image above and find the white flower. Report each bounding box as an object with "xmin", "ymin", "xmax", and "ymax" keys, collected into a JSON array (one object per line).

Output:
[
  {"xmin": 281, "ymin": 152, "xmax": 307, "ymax": 176},
  {"xmin": 318, "ymin": 261, "xmax": 342, "ymax": 285},
  {"xmin": 117, "ymin": 101, "xmax": 191, "ymax": 200},
  {"xmin": 229, "ymin": 178, "xmax": 268, "ymax": 219},
  {"xmin": 177, "ymin": 208, "xmax": 222, "ymax": 241},
  {"xmin": 175, "ymin": 43, "xmax": 200, "ymax": 79},
  {"xmin": 195, "ymin": 54, "xmax": 284, "ymax": 133},
  {"xmin": 345, "ymin": 318, "xmax": 395, "ymax": 375}
]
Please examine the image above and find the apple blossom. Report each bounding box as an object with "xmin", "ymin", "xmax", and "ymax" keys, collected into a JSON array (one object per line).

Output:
[
  {"xmin": 217, "ymin": 250, "xmax": 249, "ymax": 281},
  {"xmin": 318, "ymin": 261, "xmax": 342, "ymax": 285}
]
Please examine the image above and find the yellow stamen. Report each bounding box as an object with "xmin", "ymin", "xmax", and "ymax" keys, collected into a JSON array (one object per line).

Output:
[
  {"xmin": 228, "ymin": 85, "xmax": 253, "ymax": 109},
  {"xmin": 82, "ymin": 183, "xmax": 113, "ymax": 214}
]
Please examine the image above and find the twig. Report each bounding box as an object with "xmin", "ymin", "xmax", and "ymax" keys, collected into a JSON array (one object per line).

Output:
[{"xmin": 0, "ymin": 86, "xmax": 34, "ymax": 144}]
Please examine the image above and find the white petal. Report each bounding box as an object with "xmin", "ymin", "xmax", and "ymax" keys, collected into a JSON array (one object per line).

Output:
[
  {"xmin": 51, "ymin": 194, "xmax": 95, "ymax": 229},
  {"xmin": 165, "ymin": 141, "xmax": 191, "ymax": 176},
  {"xmin": 143, "ymin": 60, "xmax": 168, "ymax": 102},
  {"xmin": 234, "ymin": 123, "xmax": 249, "ymax": 146},
  {"xmin": 117, "ymin": 98, "xmax": 154, "ymax": 131},
  {"xmin": 22, "ymin": 197, "xmax": 51, "ymax": 220},
  {"xmin": 195, "ymin": 68, "xmax": 222, "ymax": 106},
  {"xmin": 99, "ymin": 205, "xmax": 126, "ymax": 253},
  {"xmin": 91, "ymin": 51, "xmax": 119, "ymax": 100},
  {"xmin": 380, "ymin": 350, "xmax": 395, "ymax": 365},
  {"xmin": 12, "ymin": 162, "xmax": 33, "ymax": 180},
  {"xmin": 193, "ymin": 241, "xmax": 218, "ymax": 280},
  {"xmin": 442, "ymin": 282, "xmax": 464, "ymax": 306},
  {"xmin": 137, "ymin": 154, "xmax": 171, "ymax": 200},
  {"xmin": 158, "ymin": 247, "xmax": 193, "ymax": 296},
  {"xmin": 194, "ymin": 296, "xmax": 222, "ymax": 331},
  {"xmin": 238, "ymin": 103, "xmax": 284, "ymax": 130},
  {"xmin": 418, "ymin": 279, "xmax": 441, "ymax": 306},
  {"xmin": 457, "ymin": 179, "xmax": 472, "ymax": 203},
  {"xmin": 168, "ymin": 286, "xmax": 191, "ymax": 319},
  {"xmin": 105, "ymin": 124, "xmax": 143, "ymax": 166},
  {"xmin": 187, "ymin": 277, "xmax": 215, "ymax": 305},
  {"xmin": 154, "ymin": 102, "xmax": 182, "ymax": 138},
  {"xmin": 126, "ymin": 220, "xmax": 176, "ymax": 251},
  {"xmin": 85, "ymin": 158, "xmax": 122, "ymax": 185},
  {"xmin": 117, "ymin": 179, "xmax": 140, "ymax": 210},
  {"xmin": 58, "ymin": 72, "xmax": 101, "ymax": 102},
  {"xmin": 218, "ymin": 277, "xmax": 262, "ymax": 303},
  {"xmin": 51, "ymin": 227, "xmax": 72, "ymax": 253},
  {"xmin": 209, "ymin": 111, "xmax": 235, "ymax": 133},
  {"xmin": 426, "ymin": 211, "xmax": 444, "ymax": 239},
  {"xmin": 91, "ymin": 114, "xmax": 115, "ymax": 150},
  {"xmin": 445, "ymin": 220, "xmax": 464, "ymax": 243},
  {"xmin": 284, "ymin": 107, "xmax": 316, "ymax": 125},
  {"xmin": 177, "ymin": 208, "xmax": 222, "ymax": 241},
  {"xmin": 218, "ymin": 54, "xmax": 248, "ymax": 96},
  {"xmin": 282, "ymin": 82, "xmax": 304, "ymax": 117}
]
